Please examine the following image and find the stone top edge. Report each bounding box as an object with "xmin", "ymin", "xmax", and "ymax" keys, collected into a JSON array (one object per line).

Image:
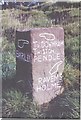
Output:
[{"xmin": 16, "ymin": 27, "xmax": 64, "ymax": 32}]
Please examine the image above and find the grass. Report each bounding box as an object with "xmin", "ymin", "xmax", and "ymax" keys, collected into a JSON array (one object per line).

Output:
[{"xmin": 2, "ymin": 89, "xmax": 45, "ymax": 118}]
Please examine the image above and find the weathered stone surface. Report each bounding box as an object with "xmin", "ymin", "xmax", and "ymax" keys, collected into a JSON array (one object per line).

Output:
[
  {"xmin": 31, "ymin": 27, "xmax": 64, "ymax": 105},
  {"xmin": 16, "ymin": 27, "xmax": 64, "ymax": 105},
  {"xmin": 16, "ymin": 30, "xmax": 33, "ymax": 94}
]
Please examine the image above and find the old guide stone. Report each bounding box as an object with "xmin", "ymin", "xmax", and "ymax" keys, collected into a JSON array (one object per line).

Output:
[{"xmin": 16, "ymin": 27, "xmax": 64, "ymax": 105}]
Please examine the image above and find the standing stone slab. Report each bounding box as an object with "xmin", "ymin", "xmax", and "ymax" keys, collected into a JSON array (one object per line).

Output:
[
  {"xmin": 31, "ymin": 27, "xmax": 64, "ymax": 105},
  {"xmin": 16, "ymin": 27, "xmax": 64, "ymax": 105}
]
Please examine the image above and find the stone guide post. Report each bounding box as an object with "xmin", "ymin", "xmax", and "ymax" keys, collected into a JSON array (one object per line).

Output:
[{"xmin": 16, "ymin": 27, "xmax": 64, "ymax": 105}]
